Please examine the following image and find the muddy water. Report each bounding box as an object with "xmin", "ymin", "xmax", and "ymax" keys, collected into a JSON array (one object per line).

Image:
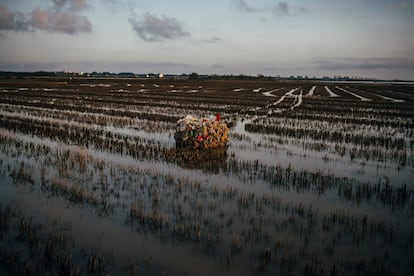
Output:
[
  {"xmin": 0, "ymin": 140, "xmax": 245, "ymax": 275},
  {"xmin": 13, "ymin": 190, "xmax": 246, "ymax": 276},
  {"xmin": 231, "ymin": 119, "xmax": 413, "ymax": 185},
  {"xmin": 1, "ymin": 94, "xmax": 414, "ymax": 275},
  {"xmin": 1, "ymin": 124, "xmax": 413, "ymax": 274}
]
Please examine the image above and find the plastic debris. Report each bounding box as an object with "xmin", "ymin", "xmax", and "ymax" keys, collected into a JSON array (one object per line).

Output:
[{"xmin": 174, "ymin": 114, "xmax": 229, "ymax": 149}]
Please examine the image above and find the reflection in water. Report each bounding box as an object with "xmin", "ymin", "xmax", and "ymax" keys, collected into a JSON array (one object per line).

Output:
[
  {"xmin": 171, "ymin": 147, "xmax": 228, "ymax": 174},
  {"xmin": 0, "ymin": 79, "xmax": 414, "ymax": 275}
]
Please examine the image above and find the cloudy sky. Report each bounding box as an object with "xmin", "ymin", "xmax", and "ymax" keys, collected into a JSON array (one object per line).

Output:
[{"xmin": 1, "ymin": 0, "xmax": 413, "ymax": 80}]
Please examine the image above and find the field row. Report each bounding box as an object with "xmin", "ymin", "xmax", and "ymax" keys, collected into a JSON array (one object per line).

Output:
[
  {"xmin": 0, "ymin": 78, "xmax": 413, "ymax": 275},
  {"xmin": 1, "ymin": 130, "xmax": 413, "ymax": 275}
]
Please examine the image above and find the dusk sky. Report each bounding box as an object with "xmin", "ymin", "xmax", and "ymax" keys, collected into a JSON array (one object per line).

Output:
[{"xmin": 1, "ymin": 0, "xmax": 413, "ymax": 80}]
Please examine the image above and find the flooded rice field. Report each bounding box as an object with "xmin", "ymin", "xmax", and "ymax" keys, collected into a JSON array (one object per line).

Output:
[{"xmin": 0, "ymin": 77, "xmax": 413, "ymax": 275}]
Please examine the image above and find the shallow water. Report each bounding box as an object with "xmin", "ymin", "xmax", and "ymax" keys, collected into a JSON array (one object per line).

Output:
[{"xmin": 1, "ymin": 79, "xmax": 413, "ymax": 275}]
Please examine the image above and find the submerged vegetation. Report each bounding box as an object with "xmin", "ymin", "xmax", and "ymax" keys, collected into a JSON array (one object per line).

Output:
[{"xmin": 0, "ymin": 78, "xmax": 413, "ymax": 275}]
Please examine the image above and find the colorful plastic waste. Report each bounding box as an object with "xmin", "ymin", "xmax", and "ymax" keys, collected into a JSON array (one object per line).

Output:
[{"xmin": 174, "ymin": 114, "xmax": 229, "ymax": 149}]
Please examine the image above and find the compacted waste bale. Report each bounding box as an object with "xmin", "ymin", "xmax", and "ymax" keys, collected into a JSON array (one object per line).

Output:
[{"xmin": 174, "ymin": 114, "xmax": 229, "ymax": 149}]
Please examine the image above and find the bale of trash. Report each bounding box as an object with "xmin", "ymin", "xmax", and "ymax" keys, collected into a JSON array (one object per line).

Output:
[{"xmin": 174, "ymin": 114, "xmax": 229, "ymax": 149}]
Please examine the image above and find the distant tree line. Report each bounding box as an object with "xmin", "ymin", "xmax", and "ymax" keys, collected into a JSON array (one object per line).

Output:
[{"xmin": 0, "ymin": 71, "xmax": 402, "ymax": 82}]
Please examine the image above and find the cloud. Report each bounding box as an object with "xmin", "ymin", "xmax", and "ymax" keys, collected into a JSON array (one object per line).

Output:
[
  {"xmin": 30, "ymin": 0, "xmax": 91, "ymax": 34},
  {"xmin": 30, "ymin": 7, "xmax": 92, "ymax": 34},
  {"xmin": 232, "ymin": 1, "xmax": 306, "ymax": 17},
  {"xmin": 233, "ymin": 0, "xmax": 256, "ymax": 13},
  {"xmin": 274, "ymin": 2, "xmax": 290, "ymax": 16},
  {"xmin": 129, "ymin": 13, "xmax": 190, "ymax": 42},
  {"xmin": 273, "ymin": 2, "xmax": 306, "ymax": 16},
  {"xmin": 0, "ymin": 1, "xmax": 91, "ymax": 35},
  {"xmin": 316, "ymin": 58, "xmax": 414, "ymax": 71},
  {"xmin": 0, "ymin": 5, "xmax": 15, "ymax": 30},
  {"xmin": 0, "ymin": 5, "xmax": 30, "ymax": 32},
  {"xmin": 52, "ymin": 0, "xmax": 88, "ymax": 11}
]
